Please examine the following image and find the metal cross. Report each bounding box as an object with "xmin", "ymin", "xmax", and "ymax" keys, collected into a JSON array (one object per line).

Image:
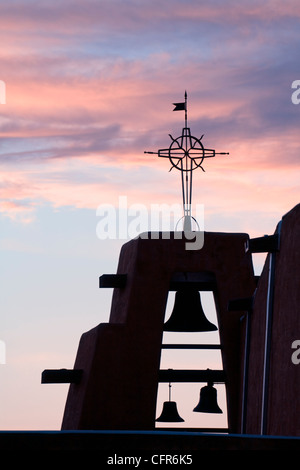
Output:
[{"xmin": 144, "ymin": 92, "xmax": 229, "ymax": 231}]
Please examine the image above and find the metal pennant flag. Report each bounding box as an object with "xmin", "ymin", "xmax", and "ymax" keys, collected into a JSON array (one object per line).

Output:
[{"xmin": 173, "ymin": 102, "xmax": 185, "ymax": 111}]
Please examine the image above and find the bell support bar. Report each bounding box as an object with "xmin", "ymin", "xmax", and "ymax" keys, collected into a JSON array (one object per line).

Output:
[
  {"xmin": 99, "ymin": 271, "xmax": 216, "ymax": 291},
  {"xmin": 159, "ymin": 369, "xmax": 225, "ymax": 384},
  {"xmin": 41, "ymin": 368, "xmax": 225, "ymax": 384},
  {"xmin": 169, "ymin": 271, "xmax": 216, "ymax": 291},
  {"xmin": 161, "ymin": 344, "xmax": 221, "ymax": 349}
]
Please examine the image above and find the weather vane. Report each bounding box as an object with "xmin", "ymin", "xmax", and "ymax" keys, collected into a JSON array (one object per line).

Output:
[{"xmin": 144, "ymin": 91, "xmax": 229, "ymax": 231}]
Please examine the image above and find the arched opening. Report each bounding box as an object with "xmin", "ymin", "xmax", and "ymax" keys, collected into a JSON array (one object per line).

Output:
[{"xmin": 156, "ymin": 290, "xmax": 228, "ymax": 431}]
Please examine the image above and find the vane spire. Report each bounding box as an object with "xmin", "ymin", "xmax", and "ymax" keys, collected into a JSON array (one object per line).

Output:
[
  {"xmin": 145, "ymin": 93, "xmax": 229, "ymax": 231},
  {"xmin": 173, "ymin": 90, "xmax": 187, "ymax": 127}
]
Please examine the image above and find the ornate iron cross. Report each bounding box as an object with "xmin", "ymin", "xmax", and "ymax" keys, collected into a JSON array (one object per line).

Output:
[{"xmin": 144, "ymin": 92, "xmax": 229, "ymax": 231}]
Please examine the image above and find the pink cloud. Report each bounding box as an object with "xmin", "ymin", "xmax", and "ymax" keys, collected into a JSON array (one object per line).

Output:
[
  {"xmin": 0, "ymin": 0, "xmax": 299, "ymax": 226},
  {"xmin": 1, "ymin": 1, "xmax": 299, "ymax": 34}
]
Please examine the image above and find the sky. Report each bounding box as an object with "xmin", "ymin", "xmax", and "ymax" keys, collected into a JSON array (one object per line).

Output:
[{"xmin": 0, "ymin": 0, "xmax": 300, "ymax": 430}]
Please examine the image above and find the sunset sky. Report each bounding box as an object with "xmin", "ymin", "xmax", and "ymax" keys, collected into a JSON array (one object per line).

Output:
[{"xmin": 1, "ymin": 0, "xmax": 300, "ymax": 430}]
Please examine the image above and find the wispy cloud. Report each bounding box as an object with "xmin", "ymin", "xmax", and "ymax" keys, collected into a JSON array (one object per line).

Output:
[{"xmin": 0, "ymin": 0, "xmax": 299, "ymax": 223}]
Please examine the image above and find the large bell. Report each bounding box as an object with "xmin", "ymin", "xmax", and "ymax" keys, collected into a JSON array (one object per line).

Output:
[
  {"xmin": 193, "ymin": 381, "xmax": 223, "ymax": 414},
  {"xmin": 164, "ymin": 288, "xmax": 217, "ymax": 332},
  {"xmin": 156, "ymin": 401, "xmax": 185, "ymax": 422}
]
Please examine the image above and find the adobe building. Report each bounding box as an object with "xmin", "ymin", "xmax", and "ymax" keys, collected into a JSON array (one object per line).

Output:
[
  {"xmin": 40, "ymin": 203, "xmax": 300, "ymax": 440},
  {"xmin": 245, "ymin": 203, "xmax": 300, "ymax": 436},
  {"xmin": 61, "ymin": 229, "xmax": 256, "ymax": 432},
  {"xmin": 41, "ymin": 95, "xmax": 300, "ymax": 446}
]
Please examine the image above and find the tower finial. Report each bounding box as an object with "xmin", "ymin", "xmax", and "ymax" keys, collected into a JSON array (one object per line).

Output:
[{"xmin": 144, "ymin": 95, "xmax": 229, "ymax": 231}]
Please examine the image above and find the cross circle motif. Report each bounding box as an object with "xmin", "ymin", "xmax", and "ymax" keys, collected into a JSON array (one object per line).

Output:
[{"xmin": 157, "ymin": 128, "xmax": 215, "ymax": 172}]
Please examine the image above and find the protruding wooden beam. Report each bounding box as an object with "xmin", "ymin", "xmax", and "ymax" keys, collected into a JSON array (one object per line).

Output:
[
  {"xmin": 41, "ymin": 369, "xmax": 83, "ymax": 384},
  {"xmin": 245, "ymin": 234, "xmax": 279, "ymax": 253},
  {"xmin": 99, "ymin": 274, "xmax": 127, "ymax": 288}
]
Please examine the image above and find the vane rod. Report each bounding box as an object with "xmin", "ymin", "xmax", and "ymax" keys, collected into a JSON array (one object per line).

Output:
[
  {"xmin": 144, "ymin": 93, "xmax": 229, "ymax": 231},
  {"xmin": 185, "ymin": 90, "xmax": 187, "ymax": 129}
]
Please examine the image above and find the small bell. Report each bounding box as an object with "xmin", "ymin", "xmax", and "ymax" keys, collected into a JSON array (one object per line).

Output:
[
  {"xmin": 156, "ymin": 401, "xmax": 184, "ymax": 423},
  {"xmin": 156, "ymin": 382, "xmax": 184, "ymax": 422},
  {"xmin": 193, "ymin": 379, "xmax": 222, "ymax": 414}
]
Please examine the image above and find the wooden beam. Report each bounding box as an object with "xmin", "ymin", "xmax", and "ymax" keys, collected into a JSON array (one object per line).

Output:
[
  {"xmin": 245, "ymin": 234, "xmax": 279, "ymax": 253},
  {"xmin": 99, "ymin": 274, "xmax": 127, "ymax": 288},
  {"xmin": 158, "ymin": 369, "xmax": 225, "ymax": 383},
  {"xmin": 41, "ymin": 369, "xmax": 83, "ymax": 384},
  {"xmin": 169, "ymin": 271, "xmax": 216, "ymax": 291},
  {"xmin": 161, "ymin": 344, "xmax": 221, "ymax": 350}
]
